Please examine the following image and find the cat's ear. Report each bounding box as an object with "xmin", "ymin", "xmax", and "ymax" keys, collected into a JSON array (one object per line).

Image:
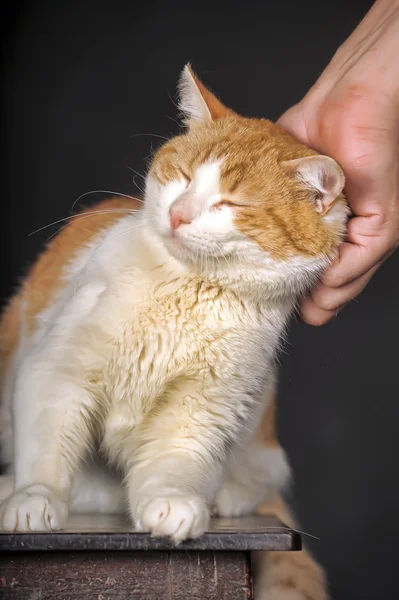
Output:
[
  {"xmin": 178, "ymin": 64, "xmax": 234, "ymax": 125},
  {"xmin": 281, "ymin": 155, "xmax": 345, "ymax": 215}
]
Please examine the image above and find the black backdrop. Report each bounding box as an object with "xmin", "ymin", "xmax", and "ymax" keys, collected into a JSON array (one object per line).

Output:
[{"xmin": 2, "ymin": 1, "xmax": 398, "ymax": 598}]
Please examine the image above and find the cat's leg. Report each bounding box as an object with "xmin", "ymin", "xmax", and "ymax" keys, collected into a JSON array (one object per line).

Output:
[
  {"xmin": 213, "ymin": 437, "xmax": 290, "ymax": 517},
  {"xmin": 252, "ymin": 495, "xmax": 329, "ymax": 600},
  {"xmin": 120, "ymin": 377, "xmax": 249, "ymax": 544},
  {"xmin": 0, "ymin": 357, "xmax": 97, "ymax": 531},
  {"xmin": 214, "ymin": 380, "xmax": 290, "ymax": 517},
  {"xmin": 70, "ymin": 464, "xmax": 126, "ymax": 514},
  {"xmin": 0, "ymin": 468, "xmax": 126, "ymax": 517}
]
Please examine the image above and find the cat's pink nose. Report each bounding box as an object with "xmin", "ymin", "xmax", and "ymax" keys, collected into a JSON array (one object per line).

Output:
[
  {"xmin": 169, "ymin": 194, "xmax": 201, "ymax": 231},
  {"xmin": 169, "ymin": 206, "xmax": 192, "ymax": 231}
]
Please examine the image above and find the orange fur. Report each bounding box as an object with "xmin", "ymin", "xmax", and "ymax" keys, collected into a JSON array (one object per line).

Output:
[
  {"xmin": 257, "ymin": 390, "xmax": 280, "ymax": 449},
  {"xmin": 153, "ymin": 69, "xmax": 346, "ymax": 260}
]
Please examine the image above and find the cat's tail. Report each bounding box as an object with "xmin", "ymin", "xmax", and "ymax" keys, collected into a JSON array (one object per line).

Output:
[{"xmin": 252, "ymin": 494, "xmax": 329, "ymax": 600}]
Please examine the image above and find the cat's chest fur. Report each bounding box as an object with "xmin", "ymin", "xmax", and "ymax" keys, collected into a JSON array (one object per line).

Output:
[
  {"xmin": 76, "ymin": 271, "xmax": 278, "ymax": 455},
  {"xmin": 25, "ymin": 217, "xmax": 288, "ymax": 444},
  {"xmin": 87, "ymin": 273, "xmax": 268, "ymax": 400}
]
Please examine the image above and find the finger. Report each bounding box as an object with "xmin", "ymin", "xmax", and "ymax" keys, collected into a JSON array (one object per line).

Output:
[
  {"xmin": 301, "ymin": 266, "xmax": 378, "ymax": 326},
  {"xmin": 300, "ymin": 297, "xmax": 343, "ymax": 327},
  {"xmin": 321, "ymin": 231, "xmax": 395, "ymax": 288},
  {"xmin": 321, "ymin": 242, "xmax": 374, "ymax": 287},
  {"xmin": 312, "ymin": 265, "xmax": 379, "ymax": 312}
]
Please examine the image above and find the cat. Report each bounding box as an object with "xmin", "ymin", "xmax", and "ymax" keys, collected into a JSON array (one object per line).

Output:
[{"xmin": 0, "ymin": 65, "xmax": 348, "ymax": 599}]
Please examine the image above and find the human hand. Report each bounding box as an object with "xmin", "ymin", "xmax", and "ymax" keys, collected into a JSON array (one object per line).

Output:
[{"xmin": 278, "ymin": 0, "xmax": 399, "ymax": 325}]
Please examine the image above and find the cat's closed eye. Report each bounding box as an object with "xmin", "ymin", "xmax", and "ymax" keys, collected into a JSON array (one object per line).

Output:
[{"xmin": 213, "ymin": 199, "xmax": 241, "ymax": 210}]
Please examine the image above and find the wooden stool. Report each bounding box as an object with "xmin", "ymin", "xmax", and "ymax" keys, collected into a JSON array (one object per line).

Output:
[{"xmin": 0, "ymin": 514, "xmax": 301, "ymax": 599}]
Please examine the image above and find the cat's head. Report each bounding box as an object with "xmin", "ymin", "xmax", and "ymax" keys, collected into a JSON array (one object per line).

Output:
[{"xmin": 144, "ymin": 65, "xmax": 349, "ymax": 295}]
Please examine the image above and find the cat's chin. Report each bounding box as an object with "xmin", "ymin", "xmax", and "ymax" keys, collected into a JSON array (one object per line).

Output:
[
  {"xmin": 156, "ymin": 240, "xmax": 193, "ymax": 273},
  {"xmin": 161, "ymin": 237, "xmax": 218, "ymax": 274},
  {"xmin": 152, "ymin": 223, "xmax": 234, "ymax": 273},
  {"xmin": 160, "ymin": 231, "xmax": 198, "ymax": 265},
  {"xmin": 169, "ymin": 229, "xmax": 187, "ymax": 251}
]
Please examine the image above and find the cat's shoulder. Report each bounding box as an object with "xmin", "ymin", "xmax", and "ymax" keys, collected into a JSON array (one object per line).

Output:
[{"xmin": 2, "ymin": 197, "xmax": 141, "ymax": 340}]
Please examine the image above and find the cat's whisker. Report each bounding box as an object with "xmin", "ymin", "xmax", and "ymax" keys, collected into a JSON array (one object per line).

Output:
[
  {"xmin": 45, "ymin": 222, "xmax": 74, "ymax": 243},
  {"xmin": 143, "ymin": 143, "xmax": 158, "ymax": 164},
  {"xmin": 143, "ymin": 153, "xmax": 155, "ymax": 164},
  {"xmin": 127, "ymin": 167, "xmax": 147, "ymax": 182},
  {"xmin": 131, "ymin": 177, "xmax": 146, "ymax": 196},
  {"xmin": 130, "ymin": 132, "xmax": 169, "ymax": 141},
  {"xmin": 70, "ymin": 190, "xmax": 144, "ymax": 213},
  {"xmin": 115, "ymin": 225, "xmax": 149, "ymax": 240},
  {"xmin": 213, "ymin": 252, "xmax": 222, "ymax": 272},
  {"xmin": 167, "ymin": 91, "xmax": 181, "ymax": 113},
  {"xmin": 234, "ymin": 249, "xmax": 247, "ymax": 273},
  {"xmin": 28, "ymin": 209, "xmax": 140, "ymax": 237},
  {"xmin": 165, "ymin": 114, "xmax": 182, "ymax": 128},
  {"xmin": 257, "ymin": 526, "xmax": 320, "ymax": 541},
  {"xmin": 215, "ymin": 243, "xmax": 231, "ymax": 269}
]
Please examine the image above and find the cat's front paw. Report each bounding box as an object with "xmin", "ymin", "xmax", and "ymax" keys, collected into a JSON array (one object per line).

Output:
[
  {"xmin": 135, "ymin": 494, "xmax": 209, "ymax": 543},
  {"xmin": 0, "ymin": 484, "xmax": 68, "ymax": 531},
  {"xmin": 213, "ymin": 478, "xmax": 259, "ymax": 517}
]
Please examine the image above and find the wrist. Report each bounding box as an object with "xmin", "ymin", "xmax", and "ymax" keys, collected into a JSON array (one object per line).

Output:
[{"xmin": 308, "ymin": 0, "xmax": 399, "ymax": 103}]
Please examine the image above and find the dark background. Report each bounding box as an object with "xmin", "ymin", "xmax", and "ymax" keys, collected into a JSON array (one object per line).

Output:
[{"xmin": 2, "ymin": 1, "xmax": 398, "ymax": 598}]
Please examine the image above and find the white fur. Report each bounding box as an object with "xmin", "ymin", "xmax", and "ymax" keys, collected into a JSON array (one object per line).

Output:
[{"xmin": 0, "ymin": 155, "xmax": 345, "ymax": 542}]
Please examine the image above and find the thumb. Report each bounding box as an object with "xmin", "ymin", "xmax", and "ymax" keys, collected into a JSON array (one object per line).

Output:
[{"xmin": 276, "ymin": 102, "xmax": 310, "ymax": 146}]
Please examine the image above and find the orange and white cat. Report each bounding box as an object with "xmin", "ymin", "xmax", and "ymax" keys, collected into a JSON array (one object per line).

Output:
[{"xmin": 0, "ymin": 66, "xmax": 347, "ymax": 599}]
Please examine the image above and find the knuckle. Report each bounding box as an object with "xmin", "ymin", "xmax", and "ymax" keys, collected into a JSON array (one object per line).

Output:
[
  {"xmin": 312, "ymin": 289, "xmax": 341, "ymax": 312},
  {"xmin": 301, "ymin": 299, "xmax": 335, "ymax": 326},
  {"xmin": 322, "ymin": 271, "xmax": 345, "ymax": 287},
  {"xmin": 318, "ymin": 298, "xmax": 339, "ymax": 312}
]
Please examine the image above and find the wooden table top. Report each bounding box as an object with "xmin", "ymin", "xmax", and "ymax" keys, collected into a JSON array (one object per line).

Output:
[{"xmin": 0, "ymin": 513, "xmax": 301, "ymax": 552}]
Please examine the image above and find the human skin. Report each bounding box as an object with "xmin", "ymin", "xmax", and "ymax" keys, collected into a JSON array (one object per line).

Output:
[{"xmin": 278, "ymin": 0, "xmax": 399, "ymax": 325}]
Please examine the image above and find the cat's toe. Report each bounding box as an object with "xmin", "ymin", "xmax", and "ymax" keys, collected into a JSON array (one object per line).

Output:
[
  {"xmin": 0, "ymin": 485, "xmax": 68, "ymax": 531},
  {"xmin": 136, "ymin": 495, "xmax": 209, "ymax": 543}
]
